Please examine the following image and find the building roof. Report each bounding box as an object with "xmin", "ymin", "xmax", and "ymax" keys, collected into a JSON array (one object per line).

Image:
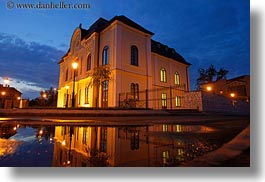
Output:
[
  {"xmin": 0, "ymin": 84, "xmax": 22, "ymax": 95},
  {"xmin": 109, "ymin": 15, "xmax": 154, "ymax": 35},
  {"xmin": 151, "ymin": 40, "xmax": 191, "ymax": 65},
  {"xmin": 226, "ymin": 75, "xmax": 250, "ymax": 82},
  {"xmin": 81, "ymin": 15, "xmax": 154, "ymax": 40},
  {"xmin": 59, "ymin": 15, "xmax": 189, "ymax": 65}
]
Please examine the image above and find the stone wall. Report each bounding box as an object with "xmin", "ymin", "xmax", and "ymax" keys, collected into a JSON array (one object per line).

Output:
[
  {"xmin": 184, "ymin": 91, "xmax": 250, "ymax": 114},
  {"xmin": 201, "ymin": 92, "xmax": 250, "ymax": 114},
  {"xmin": 184, "ymin": 91, "xmax": 203, "ymax": 111}
]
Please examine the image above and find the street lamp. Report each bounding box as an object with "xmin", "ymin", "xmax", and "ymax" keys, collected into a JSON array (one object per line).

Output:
[
  {"xmin": 71, "ymin": 62, "xmax": 78, "ymax": 107},
  {"xmin": 230, "ymin": 93, "xmax": 235, "ymax": 98},
  {"xmin": 65, "ymin": 85, "xmax": 69, "ymax": 108},
  {"xmin": 206, "ymin": 86, "xmax": 212, "ymax": 92}
]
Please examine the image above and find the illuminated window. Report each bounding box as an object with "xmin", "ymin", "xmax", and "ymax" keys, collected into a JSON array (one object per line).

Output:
[
  {"xmin": 78, "ymin": 89, "xmax": 81, "ymax": 105},
  {"xmin": 174, "ymin": 72, "xmax": 180, "ymax": 85},
  {"xmin": 102, "ymin": 46, "xmax": 109, "ymax": 65},
  {"xmin": 130, "ymin": 130, "xmax": 139, "ymax": 150},
  {"xmin": 61, "ymin": 126, "xmax": 66, "ymax": 136},
  {"xmin": 102, "ymin": 81, "xmax": 108, "ymax": 107},
  {"xmin": 64, "ymin": 93, "xmax": 67, "ymax": 107},
  {"xmin": 176, "ymin": 125, "xmax": 181, "ymax": 132},
  {"xmin": 87, "ymin": 54, "xmax": 91, "ymax": 71},
  {"xmin": 82, "ymin": 127, "xmax": 88, "ymax": 145},
  {"xmin": 162, "ymin": 124, "xmax": 168, "ymax": 132},
  {"xmin": 160, "ymin": 68, "xmax": 167, "ymax": 82},
  {"xmin": 100, "ymin": 127, "xmax": 107, "ymax": 152},
  {"xmin": 176, "ymin": 96, "xmax": 181, "ymax": 107},
  {"xmin": 76, "ymin": 127, "xmax": 79, "ymax": 141},
  {"xmin": 84, "ymin": 86, "xmax": 90, "ymax": 104},
  {"xmin": 161, "ymin": 93, "xmax": 167, "ymax": 108},
  {"xmin": 130, "ymin": 83, "xmax": 139, "ymax": 100},
  {"xmin": 131, "ymin": 45, "xmax": 138, "ymax": 66},
  {"xmin": 162, "ymin": 151, "xmax": 169, "ymax": 165}
]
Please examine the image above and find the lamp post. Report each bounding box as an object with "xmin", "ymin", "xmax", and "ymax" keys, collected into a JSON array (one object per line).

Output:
[
  {"xmin": 71, "ymin": 62, "xmax": 78, "ymax": 107},
  {"xmin": 1, "ymin": 91, "xmax": 6, "ymax": 108},
  {"xmin": 65, "ymin": 85, "xmax": 69, "ymax": 108}
]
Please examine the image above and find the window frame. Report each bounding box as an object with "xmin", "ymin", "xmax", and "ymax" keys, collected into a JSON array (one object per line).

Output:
[
  {"xmin": 87, "ymin": 54, "xmax": 91, "ymax": 71},
  {"xmin": 160, "ymin": 68, "xmax": 167, "ymax": 82},
  {"xmin": 102, "ymin": 46, "xmax": 109, "ymax": 65},
  {"xmin": 131, "ymin": 45, "xmax": 138, "ymax": 66},
  {"xmin": 176, "ymin": 96, "xmax": 181, "ymax": 107},
  {"xmin": 174, "ymin": 72, "xmax": 180, "ymax": 85}
]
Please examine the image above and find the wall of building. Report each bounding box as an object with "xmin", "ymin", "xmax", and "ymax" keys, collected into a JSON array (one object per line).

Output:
[
  {"xmin": 184, "ymin": 91, "xmax": 203, "ymax": 111},
  {"xmin": 57, "ymin": 20, "xmax": 190, "ymax": 109},
  {"xmin": 184, "ymin": 91, "xmax": 250, "ymax": 114},
  {"xmin": 201, "ymin": 92, "xmax": 250, "ymax": 114}
]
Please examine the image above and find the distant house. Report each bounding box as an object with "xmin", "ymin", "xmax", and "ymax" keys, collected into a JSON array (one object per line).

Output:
[
  {"xmin": 199, "ymin": 75, "xmax": 250, "ymax": 102},
  {"xmin": 0, "ymin": 84, "xmax": 22, "ymax": 108},
  {"xmin": 57, "ymin": 15, "xmax": 191, "ymax": 109}
]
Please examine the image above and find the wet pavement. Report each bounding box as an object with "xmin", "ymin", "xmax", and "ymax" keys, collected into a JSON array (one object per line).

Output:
[{"xmin": 0, "ymin": 115, "xmax": 250, "ymax": 167}]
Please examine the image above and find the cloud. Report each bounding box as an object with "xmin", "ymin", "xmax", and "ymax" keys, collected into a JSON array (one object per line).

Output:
[{"xmin": 0, "ymin": 33, "xmax": 65, "ymax": 99}]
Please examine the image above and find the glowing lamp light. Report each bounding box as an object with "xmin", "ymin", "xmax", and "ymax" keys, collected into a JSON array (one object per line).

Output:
[
  {"xmin": 72, "ymin": 62, "xmax": 78, "ymax": 69},
  {"xmin": 62, "ymin": 140, "xmax": 66, "ymax": 146},
  {"xmin": 67, "ymin": 160, "xmax": 71, "ymax": 165},
  {"xmin": 42, "ymin": 93, "xmax": 47, "ymax": 98},
  {"xmin": 206, "ymin": 86, "xmax": 212, "ymax": 91},
  {"xmin": 230, "ymin": 93, "xmax": 235, "ymax": 98},
  {"xmin": 4, "ymin": 78, "xmax": 9, "ymax": 85},
  {"xmin": 66, "ymin": 85, "xmax": 70, "ymax": 90},
  {"xmin": 13, "ymin": 127, "xmax": 17, "ymax": 131},
  {"xmin": 39, "ymin": 130, "xmax": 43, "ymax": 135},
  {"xmin": 1, "ymin": 91, "xmax": 6, "ymax": 96}
]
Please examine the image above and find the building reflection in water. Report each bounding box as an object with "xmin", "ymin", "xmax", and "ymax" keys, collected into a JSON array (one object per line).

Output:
[
  {"xmin": 0, "ymin": 123, "xmax": 19, "ymax": 157},
  {"xmin": 52, "ymin": 124, "xmax": 217, "ymax": 167}
]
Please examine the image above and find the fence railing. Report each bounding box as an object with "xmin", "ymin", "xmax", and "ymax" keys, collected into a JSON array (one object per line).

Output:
[{"xmin": 118, "ymin": 85, "xmax": 187, "ymax": 110}]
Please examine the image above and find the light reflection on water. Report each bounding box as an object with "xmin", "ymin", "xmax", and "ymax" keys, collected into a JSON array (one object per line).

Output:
[{"xmin": 0, "ymin": 121, "xmax": 219, "ymax": 167}]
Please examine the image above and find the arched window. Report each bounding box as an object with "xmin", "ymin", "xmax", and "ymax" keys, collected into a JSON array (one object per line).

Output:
[
  {"xmin": 131, "ymin": 83, "xmax": 139, "ymax": 100},
  {"xmin": 102, "ymin": 80, "xmax": 109, "ymax": 107},
  {"xmin": 175, "ymin": 72, "xmax": 180, "ymax": 85},
  {"xmin": 176, "ymin": 96, "xmax": 181, "ymax": 107},
  {"xmin": 131, "ymin": 46, "xmax": 138, "ymax": 66},
  {"xmin": 131, "ymin": 83, "xmax": 135, "ymax": 99},
  {"xmin": 87, "ymin": 54, "xmax": 91, "ymax": 71},
  {"xmin": 65, "ymin": 69, "xmax": 68, "ymax": 81},
  {"xmin": 102, "ymin": 46, "xmax": 109, "ymax": 65},
  {"xmin": 84, "ymin": 86, "xmax": 90, "ymax": 104},
  {"xmin": 160, "ymin": 68, "xmax": 167, "ymax": 82}
]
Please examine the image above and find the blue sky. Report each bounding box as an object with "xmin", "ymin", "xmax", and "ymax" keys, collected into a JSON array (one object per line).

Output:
[{"xmin": 0, "ymin": 0, "xmax": 250, "ymax": 99}]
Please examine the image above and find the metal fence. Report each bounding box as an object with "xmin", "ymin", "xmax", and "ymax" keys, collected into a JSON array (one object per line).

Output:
[{"xmin": 118, "ymin": 85, "xmax": 187, "ymax": 110}]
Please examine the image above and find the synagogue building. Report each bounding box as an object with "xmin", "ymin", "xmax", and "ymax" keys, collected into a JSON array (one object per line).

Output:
[{"xmin": 57, "ymin": 15, "xmax": 191, "ymax": 109}]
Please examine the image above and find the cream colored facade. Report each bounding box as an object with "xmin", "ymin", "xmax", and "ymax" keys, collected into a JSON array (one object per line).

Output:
[{"xmin": 57, "ymin": 16, "xmax": 190, "ymax": 109}]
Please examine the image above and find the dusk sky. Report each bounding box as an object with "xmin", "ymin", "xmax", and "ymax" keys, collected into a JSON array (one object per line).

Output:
[{"xmin": 0, "ymin": 0, "xmax": 250, "ymax": 99}]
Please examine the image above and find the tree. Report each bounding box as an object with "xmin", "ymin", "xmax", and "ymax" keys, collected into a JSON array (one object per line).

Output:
[
  {"xmin": 206, "ymin": 64, "xmax": 217, "ymax": 82},
  {"xmin": 216, "ymin": 67, "xmax": 229, "ymax": 81},
  {"xmin": 196, "ymin": 64, "xmax": 228, "ymax": 89},
  {"xmin": 29, "ymin": 87, "xmax": 57, "ymax": 107},
  {"xmin": 89, "ymin": 65, "xmax": 112, "ymax": 108}
]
